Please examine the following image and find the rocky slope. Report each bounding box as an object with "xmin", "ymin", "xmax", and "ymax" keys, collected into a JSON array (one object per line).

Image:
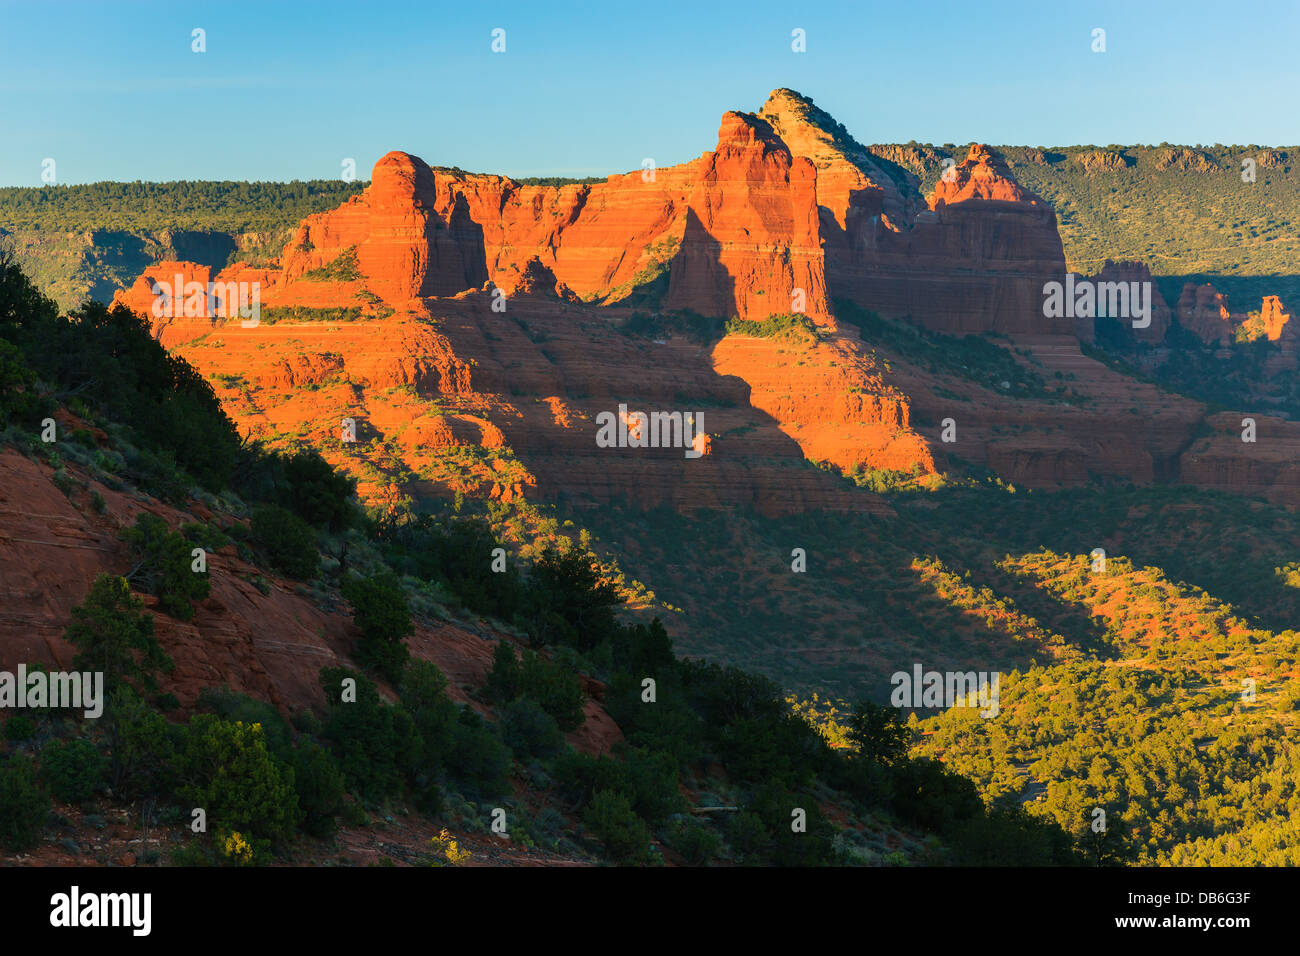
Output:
[{"xmin": 0, "ymin": 444, "xmax": 622, "ymax": 754}]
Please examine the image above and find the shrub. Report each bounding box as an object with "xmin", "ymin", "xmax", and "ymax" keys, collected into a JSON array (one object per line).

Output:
[
  {"xmin": 523, "ymin": 651, "xmax": 585, "ymax": 731},
  {"xmin": 120, "ymin": 512, "xmax": 210, "ymax": 620},
  {"xmin": 486, "ymin": 640, "xmax": 523, "ymax": 703},
  {"xmin": 430, "ymin": 827, "xmax": 473, "ymax": 866},
  {"xmin": 488, "ymin": 642, "xmax": 584, "ymax": 731},
  {"xmin": 197, "ymin": 687, "xmax": 294, "ymax": 764},
  {"xmin": 668, "ymin": 818, "xmax": 721, "ymax": 865},
  {"xmin": 260, "ymin": 306, "xmax": 363, "ymax": 324},
  {"xmin": 219, "ymin": 829, "xmax": 255, "ymax": 866},
  {"xmin": 746, "ymin": 784, "xmax": 836, "ymax": 866},
  {"xmin": 0, "ymin": 338, "xmax": 40, "ymax": 422},
  {"xmin": 850, "ymin": 465, "xmax": 917, "ymax": 494},
  {"xmin": 282, "ymin": 450, "xmax": 356, "ymax": 531},
  {"xmin": 398, "ymin": 660, "xmax": 458, "ymax": 789},
  {"xmin": 292, "ymin": 738, "xmax": 346, "ymax": 838},
  {"xmin": 104, "ymin": 687, "xmax": 177, "ymax": 799},
  {"xmin": 40, "ymin": 738, "xmax": 105, "ymax": 802},
  {"xmin": 4, "ymin": 716, "xmax": 36, "ymax": 742},
  {"xmin": 341, "ymin": 573, "xmax": 413, "ymax": 683},
  {"xmin": 555, "ymin": 748, "xmax": 683, "ymax": 825},
  {"xmin": 847, "ymin": 700, "xmax": 912, "ymax": 765},
  {"xmin": 0, "ymin": 755, "xmax": 50, "ymax": 851},
  {"xmin": 180, "ymin": 521, "xmax": 230, "ymax": 552},
  {"xmin": 23, "ymin": 295, "xmax": 240, "ymax": 490},
  {"xmin": 526, "ymin": 547, "xmax": 622, "ymax": 650},
  {"xmin": 302, "ymin": 246, "xmax": 362, "ymax": 282},
  {"xmin": 716, "ymin": 712, "xmax": 828, "ymax": 788},
  {"xmin": 318, "ymin": 668, "xmax": 411, "ymax": 802},
  {"xmin": 890, "ymin": 757, "xmax": 984, "ymax": 833},
  {"xmin": 65, "ymin": 574, "xmax": 172, "ymax": 695},
  {"xmin": 724, "ymin": 312, "xmax": 821, "ymax": 343},
  {"xmin": 949, "ymin": 797, "xmax": 1083, "ymax": 866},
  {"xmin": 446, "ymin": 707, "xmax": 511, "ymax": 798},
  {"xmin": 250, "ymin": 504, "xmax": 319, "ymax": 579},
  {"xmin": 0, "ymin": 256, "xmax": 246, "ymax": 489},
  {"xmin": 604, "ymin": 676, "xmax": 704, "ymax": 768},
  {"xmin": 374, "ymin": 513, "xmax": 527, "ymax": 619},
  {"xmin": 500, "ymin": 698, "xmax": 565, "ymax": 760},
  {"xmin": 725, "ymin": 810, "xmax": 769, "ymax": 865},
  {"xmin": 677, "ymin": 659, "xmax": 786, "ymax": 726},
  {"xmin": 174, "ymin": 715, "xmax": 302, "ymax": 859},
  {"xmin": 611, "ymin": 617, "xmax": 675, "ymax": 676},
  {"xmin": 583, "ymin": 790, "xmax": 653, "ymax": 865},
  {"xmin": 125, "ymin": 445, "xmax": 191, "ymax": 502}
]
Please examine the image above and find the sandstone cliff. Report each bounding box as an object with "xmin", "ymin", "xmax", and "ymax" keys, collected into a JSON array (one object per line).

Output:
[
  {"xmin": 847, "ymin": 144, "xmax": 1069, "ymax": 336},
  {"xmin": 1260, "ymin": 295, "xmax": 1293, "ymax": 341},
  {"xmin": 663, "ymin": 111, "xmax": 828, "ymax": 322},
  {"xmin": 751, "ymin": 93, "xmax": 1071, "ymax": 337},
  {"xmin": 757, "ymin": 88, "xmax": 918, "ymax": 233}
]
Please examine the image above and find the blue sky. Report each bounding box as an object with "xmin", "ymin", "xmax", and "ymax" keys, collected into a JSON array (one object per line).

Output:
[{"xmin": 1, "ymin": 0, "xmax": 1297, "ymax": 185}]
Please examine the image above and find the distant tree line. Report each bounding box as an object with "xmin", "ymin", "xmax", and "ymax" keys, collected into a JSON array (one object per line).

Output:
[{"xmin": 0, "ymin": 180, "xmax": 364, "ymax": 233}]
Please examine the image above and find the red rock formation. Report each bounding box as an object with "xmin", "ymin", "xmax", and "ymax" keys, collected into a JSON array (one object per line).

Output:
[
  {"xmin": 930, "ymin": 145, "xmax": 1039, "ymax": 205},
  {"xmin": 837, "ymin": 144, "xmax": 1070, "ymax": 336},
  {"xmin": 758, "ymin": 88, "xmax": 917, "ymax": 233},
  {"xmin": 1087, "ymin": 260, "xmax": 1172, "ymax": 344},
  {"xmin": 711, "ymin": 327, "xmax": 933, "ymax": 474},
  {"xmin": 112, "ymin": 261, "xmax": 216, "ymax": 345},
  {"xmin": 120, "ymin": 94, "xmax": 1075, "ymax": 345},
  {"xmin": 747, "ymin": 102, "xmax": 1073, "ymax": 340},
  {"xmin": 425, "ymin": 112, "xmax": 829, "ymax": 322},
  {"xmin": 109, "ymin": 91, "xmax": 1097, "ymax": 518},
  {"xmin": 496, "ymin": 257, "xmax": 578, "ymax": 300},
  {"xmin": 283, "ymin": 151, "xmax": 489, "ymax": 304},
  {"xmin": 1177, "ymin": 282, "xmax": 1236, "ymax": 349},
  {"xmin": 424, "ymin": 171, "xmax": 662, "ymax": 302},
  {"xmin": 1260, "ymin": 295, "xmax": 1292, "ymax": 341},
  {"xmin": 1262, "ymin": 296, "xmax": 1299, "ymax": 374},
  {"xmin": 1179, "ymin": 412, "xmax": 1300, "ymax": 504},
  {"xmin": 108, "ymin": 92, "xmax": 1300, "ymax": 517},
  {"xmin": 193, "ymin": 114, "xmax": 826, "ymax": 325},
  {"xmin": 112, "ymin": 257, "xmax": 383, "ymax": 348},
  {"xmin": 389, "ymin": 292, "xmax": 905, "ymax": 515},
  {"xmin": 663, "ymin": 112, "xmax": 828, "ymax": 322},
  {"xmin": 131, "ymin": 92, "xmax": 1300, "ymax": 512}
]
